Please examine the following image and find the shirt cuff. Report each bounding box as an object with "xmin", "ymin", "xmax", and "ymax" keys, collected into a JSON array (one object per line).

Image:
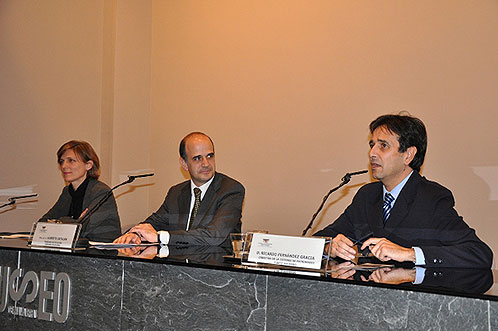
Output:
[
  {"xmin": 413, "ymin": 246, "xmax": 425, "ymax": 266},
  {"xmin": 158, "ymin": 245, "xmax": 170, "ymax": 258},
  {"xmin": 413, "ymin": 267, "xmax": 426, "ymax": 284},
  {"xmin": 158, "ymin": 231, "xmax": 170, "ymax": 245}
]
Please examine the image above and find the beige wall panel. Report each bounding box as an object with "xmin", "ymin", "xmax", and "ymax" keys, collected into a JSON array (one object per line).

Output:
[
  {"xmin": 149, "ymin": 0, "xmax": 498, "ymax": 266},
  {"xmin": 0, "ymin": 1, "xmax": 496, "ymax": 268},
  {"xmin": 0, "ymin": 1, "xmax": 105, "ymax": 231},
  {"xmin": 111, "ymin": 0, "xmax": 152, "ymax": 231}
]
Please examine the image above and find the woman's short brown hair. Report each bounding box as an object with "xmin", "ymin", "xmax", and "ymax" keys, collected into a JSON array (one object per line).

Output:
[{"xmin": 57, "ymin": 140, "xmax": 100, "ymax": 179}]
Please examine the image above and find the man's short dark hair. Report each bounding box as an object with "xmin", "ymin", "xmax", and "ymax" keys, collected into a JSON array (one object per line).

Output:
[
  {"xmin": 369, "ymin": 114, "xmax": 427, "ymax": 172},
  {"xmin": 179, "ymin": 132, "xmax": 215, "ymax": 161}
]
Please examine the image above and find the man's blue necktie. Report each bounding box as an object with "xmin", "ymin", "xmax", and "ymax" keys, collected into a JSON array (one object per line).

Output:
[{"xmin": 383, "ymin": 192, "xmax": 394, "ymax": 224}]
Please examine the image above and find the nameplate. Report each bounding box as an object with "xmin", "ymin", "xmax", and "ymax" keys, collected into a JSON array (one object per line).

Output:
[
  {"xmin": 30, "ymin": 222, "xmax": 80, "ymax": 249},
  {"xmin": 247, "ymin": 233, "xmax": 325, "ymax": 270}
]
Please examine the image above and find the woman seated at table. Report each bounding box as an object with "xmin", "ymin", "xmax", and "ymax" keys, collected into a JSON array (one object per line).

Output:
[{"xmin": 39, "ymin": 140, "xmax": 121, "ymax": 242}]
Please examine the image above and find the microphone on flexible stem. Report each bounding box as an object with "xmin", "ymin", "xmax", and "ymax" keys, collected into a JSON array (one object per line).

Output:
[
  {"xmin": 76, "ymin": 173, "xmax": 154, "ymax": 226},
  {"xmin": 126, "ymin": 173, "xmax": 154, "ymax": 183},
  {"xmin": 341, "ymin": 169, "xmax": 369, "ymax": 183},
  {"xmin": 302, "ymin": 170, "xmax": 368, "ymax": 236},
  {"xmin": 0, "ymin": 193, "xmax": 38, "ymax": 209}
]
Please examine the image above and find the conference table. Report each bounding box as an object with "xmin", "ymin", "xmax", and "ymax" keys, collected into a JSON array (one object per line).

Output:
[{"xmin": 0, "ymin": 238, "xmax": 496, "ymax": 330}]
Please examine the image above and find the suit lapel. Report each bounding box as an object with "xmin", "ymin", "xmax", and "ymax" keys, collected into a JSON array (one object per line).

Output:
[
  {"xmin": 82, "ymin": 178, "xmax": 95, "ymax": 209},
  {"xmin": 384, "ymin": 194, "xmax": 410, "ymax": 233},
  {"xmin": 190, "ymin": 173, "xmax": 220, "ymax": 229},
  {"xmin": 384, "ymin": 172, "xmax": 420, "ymax": 234},
  {"xmin": 178, "ymin": 184, "xmax": 191, "ymax": 230},
  {"xmin": 367, "ymin": 184, "xmax": 384, "ymax": 231}
]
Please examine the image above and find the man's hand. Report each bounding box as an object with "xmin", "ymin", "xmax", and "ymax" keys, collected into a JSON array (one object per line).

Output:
[
  {"xmin": 329, "ymin": 234, "xmax": 356, "ymax": 261},
  {"xmin": 328, "ymin": 260, "xmax": 356, "ymax": 280},
  {"xmin": 361, "ymin": 237, "xmax": 415, "ymax": 263},
  {"xmin": 113, "ymin": 232, "xmax": 141, "ymax": 245},
  {"xmin": 128, "ymin": 223, "xmax": 158, "ymax": 243},
  {"xmin": 365, "ymin": 267, "xmax": 416, "ymax": 285},
  {"xmin": 117, "ymin": 245, "xmax": 141, "ymax": 256},
  {"xmin": 113, "ymin": 223, "xmax": 158, "ymax": 244},
  {"xmin": 118, "ymin": 246, "xmax": 158, "ymax": 259}
]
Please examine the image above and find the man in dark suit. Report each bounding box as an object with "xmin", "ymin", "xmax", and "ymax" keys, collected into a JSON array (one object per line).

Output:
[
  {"xmin": 315, "ymin": 114, "xmax": 492, "ymax": 268},
  {"xmin": 114, "ymin": 132, "xmax": 244, "ymax": 247}
]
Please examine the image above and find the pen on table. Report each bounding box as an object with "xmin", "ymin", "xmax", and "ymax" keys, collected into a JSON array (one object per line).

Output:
[
  {"xmin": 320, "ymin": 234, "xmax": 373, "ymax": 260},
  {"xmin": 129, "ymin": 231, "xmax": 144, "ymax": 242},
  {"xmin": 322, "ymin": 239, "xmax": 331, "ymax": 259},
  {"xmin": 347, "ymin": 231, "xmax": 374, "ymax": 246}
]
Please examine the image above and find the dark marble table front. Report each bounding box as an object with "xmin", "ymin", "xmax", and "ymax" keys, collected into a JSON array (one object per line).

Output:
[{"xmin": 0, "ymin": 239, "xmax": 496, "ymax": 330}]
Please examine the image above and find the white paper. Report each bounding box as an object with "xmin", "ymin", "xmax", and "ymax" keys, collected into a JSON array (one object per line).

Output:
[{"xmin": 247, "ymin": 233, "xmax": 325, "ymax": 270}]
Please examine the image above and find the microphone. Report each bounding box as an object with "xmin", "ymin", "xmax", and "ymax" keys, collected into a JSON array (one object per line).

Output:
[
  {"xmin": 8, "ymin": 193, "xmax": 38, "ymax": 201},
  {"xmin": 1, "ymin": 193, "xmax": 38, "ymax": 209},
  {"xmin": 127, "ymin": 173, "xmax": 154, "ymax": 183},
  {"xmin": 76, "ymin": 173, "xmax": 154, "ymax": 226},
  {"xmin": 44, "ymin": 174, "xmax": 154, "ymax": 248},
  {"xmin": 341, "ymin": 169, "xmax": 369, "ymax": 183},
  {"xmin": 302, "ymin": 170, "xmax": 368, "ymax": 236}
]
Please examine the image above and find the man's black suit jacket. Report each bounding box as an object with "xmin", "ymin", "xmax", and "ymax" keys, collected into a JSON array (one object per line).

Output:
[
  {"xmin": 314, "ymin": 171, "xmax": 493, "ymax": 268},
  {"xmin": 144, "ymin": 172, "xmax": 244, "ymax": 247}
]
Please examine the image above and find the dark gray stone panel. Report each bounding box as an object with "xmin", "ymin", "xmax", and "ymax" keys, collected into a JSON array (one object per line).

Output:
[
  {"xmin": 0, "ymin": 249, "xmax": 20, "ymax": 329},
  {"xmin": 403, "ymin": 292, "xmax": 489, "ymax": 331},
  {"xmin": 4, "ymin": 251, "xmax": 123, "ymax": 331},
  {"xmin": 0, "ymin": 248, "xmax": 18, "ymax": 265},
  {"xmin": 121, "ymin": 261, "xmax": 267, "ymax": 330},
  {"xmin": 491, "ymin": 300, "xmax": 497, "ymax": 331},
  {"xmin": 266, "ymin": 276, "xmax": 491, "ymax": 330},
  {"xmin": 1, "ymin": 244, "xmax": 496, "ymax": 331}
]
